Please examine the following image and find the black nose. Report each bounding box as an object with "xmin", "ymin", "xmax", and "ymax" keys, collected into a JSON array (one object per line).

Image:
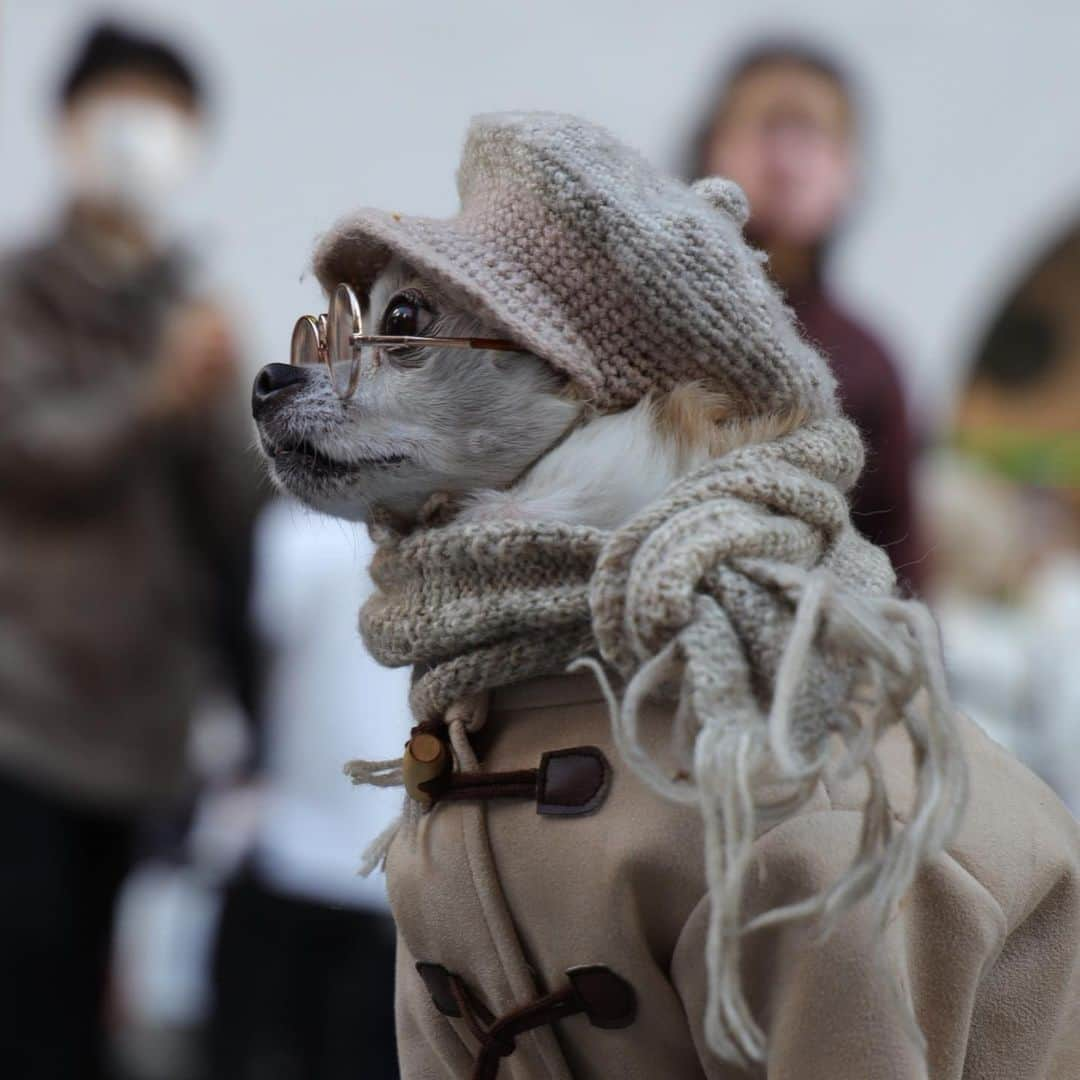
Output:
[{"xmin": 252, "ymin": 363, "xmax": 306, "ymax": 420}]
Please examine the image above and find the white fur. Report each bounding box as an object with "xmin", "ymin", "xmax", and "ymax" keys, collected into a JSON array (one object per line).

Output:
[{"xmin": 459, "ymin": 399, "xmax": 711, "ymax": 530}]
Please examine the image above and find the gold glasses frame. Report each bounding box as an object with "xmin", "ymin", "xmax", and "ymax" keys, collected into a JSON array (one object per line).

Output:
[{"xmin": 291, "ymin": 282, "xmax": 524, "ymax": 400}]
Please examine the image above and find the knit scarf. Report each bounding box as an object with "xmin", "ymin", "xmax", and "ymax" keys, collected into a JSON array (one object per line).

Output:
[{"xmin": 349, "ymin": 416, "xmax": 966, "ymax": 1067}]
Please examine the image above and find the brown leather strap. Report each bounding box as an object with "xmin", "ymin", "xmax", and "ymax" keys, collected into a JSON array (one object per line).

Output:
[
  {"xmin": 431, "ymin": 767, "xmax": 538, "ymax": 803},
  {"xmin": 419, "ymin": 745, "xmax": 610, "ymax": 816},
  {"xmin": 415, "ymin": 962, "xmax": 636, "ymax": 1080}
]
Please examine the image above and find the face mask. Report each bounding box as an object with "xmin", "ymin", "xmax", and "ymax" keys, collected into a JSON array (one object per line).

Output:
[{"xmin": 64, "ymin": 96, "xmax": 200, "ymax": 219}]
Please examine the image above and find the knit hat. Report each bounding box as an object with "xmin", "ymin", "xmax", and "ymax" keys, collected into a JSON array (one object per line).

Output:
[{"xmin": 314, "ymin": 112, "xmax": 837, "ymax": 418}]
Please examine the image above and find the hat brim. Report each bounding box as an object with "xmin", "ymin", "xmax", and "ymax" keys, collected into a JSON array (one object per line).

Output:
[{"xmin": 312, "ymin": 209, "xmax": 605, "ymax": 401}]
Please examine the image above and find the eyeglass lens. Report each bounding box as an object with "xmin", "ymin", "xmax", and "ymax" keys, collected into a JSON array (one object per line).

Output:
[
  {"xmin": 290, "ymin": 316, "xmax": 323, "ymax": 368},
  {"xmin": 326, "ymin": 283, "xmax": 362, "ymax": 398}
]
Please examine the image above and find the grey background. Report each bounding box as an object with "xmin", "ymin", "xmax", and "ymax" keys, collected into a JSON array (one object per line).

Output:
[{"xmin": 3, "ymin": 0, "xmax": 1078, "ymax": 423}]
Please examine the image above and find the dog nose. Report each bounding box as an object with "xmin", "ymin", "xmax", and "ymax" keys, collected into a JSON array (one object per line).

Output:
[{"xmin": 252, "ymin": 363, "xmax": 306, "ymax": 419}]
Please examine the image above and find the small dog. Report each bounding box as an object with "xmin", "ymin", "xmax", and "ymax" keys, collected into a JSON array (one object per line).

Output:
[{"xmin": 253, "ymin": 257, "xmax": 800, "ymax": 529}]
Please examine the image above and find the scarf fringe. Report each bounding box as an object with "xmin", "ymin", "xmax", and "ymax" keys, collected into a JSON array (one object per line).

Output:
[
  {"xmin": 343, "ymin": 756, "xmax": 405, "ymax": 788},
  {"xmin": 581, "ymin": 565, "xmax": 967, "ymax": 1066},
  {"xmin": 357, "ymin": 815, "xmax": 402, "ymax": 877},
  {"xmin": 343, "ymin": 758, "xmax": 406, "ymax": 877}
]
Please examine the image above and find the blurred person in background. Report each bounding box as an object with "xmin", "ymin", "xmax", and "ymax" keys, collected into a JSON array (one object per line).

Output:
[
  {"xmin": 924, "ymin": 216, "xmax": 1080, "ymax": 814},
  {"xmin": 0, "ymin": 21, "xmax": 259, "ymax": 1079},
  {"xmin": 206, "ymin": 498, "xmax": 406, "ymax": 1080},
  {"xmin": 684, "ymin": 40, "xmax": 926, "ymax": 592}
]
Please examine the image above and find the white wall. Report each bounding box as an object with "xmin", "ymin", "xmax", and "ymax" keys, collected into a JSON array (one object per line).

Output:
[{"xmin": 3, "ymin": 0, "xmax": 1079, "ymax": 424}]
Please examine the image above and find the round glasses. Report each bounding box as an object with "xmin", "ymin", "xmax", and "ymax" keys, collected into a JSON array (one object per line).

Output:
[{"xmin": 291, "ymin": 283, "xmax": 525, "ymax": 400}]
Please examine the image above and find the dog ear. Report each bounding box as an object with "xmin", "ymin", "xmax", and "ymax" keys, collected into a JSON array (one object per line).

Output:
[{"xmin": 692, "ymin": 177, "xmax": 750, "ymax": 230}]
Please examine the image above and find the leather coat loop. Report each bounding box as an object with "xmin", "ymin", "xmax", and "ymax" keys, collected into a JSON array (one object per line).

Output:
[
  {"xmin": 415, "ymin": 745, "xmax": 611, "ymax": 816},
  {"xmin": 415, "ymin": 961, "xmax": 636, "ymax": 1080}
]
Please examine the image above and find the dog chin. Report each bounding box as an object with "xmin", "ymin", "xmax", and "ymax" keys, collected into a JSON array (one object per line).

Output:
[
  {"xmin": 257, "ymin": 434, "xmax": 397, "ymax": 521},
  {"xmin": 264, "ymin": 462, "xmax": 371, "ymax": 521}
]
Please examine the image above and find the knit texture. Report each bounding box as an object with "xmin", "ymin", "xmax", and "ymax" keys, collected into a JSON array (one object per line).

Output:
[
  {"xmin": 361, "ymin": 517, "xmax": 598, "ymax": 727},
  {"xmin": 335, "ymin": 112, "xmax": 966, "ymax": 1068},
  {"xmin": 352, "ymin": 417, "xmax": 967, "ymax": 1067},
  {"xmin": 314, "ymin": 112, "xmax": 837, "ymax": 417}
]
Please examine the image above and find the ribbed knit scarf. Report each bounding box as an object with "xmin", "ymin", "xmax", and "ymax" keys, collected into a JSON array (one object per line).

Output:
[{"xmin": 349, "ymin": 416, "xmax": 966, "ymax": 1067}]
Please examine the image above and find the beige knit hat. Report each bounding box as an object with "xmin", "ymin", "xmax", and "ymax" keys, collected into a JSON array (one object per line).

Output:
[{"xmin": 314, "ymin": 111, "xmax": 837, "ymax": 418}]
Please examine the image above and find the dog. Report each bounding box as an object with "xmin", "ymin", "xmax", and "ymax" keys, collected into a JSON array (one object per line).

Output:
[{"xmin": 253, "ymin": 257, "xmax": 801, "ymax": 530}]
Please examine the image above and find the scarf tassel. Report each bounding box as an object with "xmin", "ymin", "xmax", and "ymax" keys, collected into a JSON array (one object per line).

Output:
[{"xmin": 578, "ymin": 566, "xmax": 966, "ymax": 1067}]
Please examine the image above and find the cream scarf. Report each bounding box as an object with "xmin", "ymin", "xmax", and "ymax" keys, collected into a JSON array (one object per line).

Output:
[{"xmin": 350, "ymin": 416, "xmax": 966, "ymax": 1066}]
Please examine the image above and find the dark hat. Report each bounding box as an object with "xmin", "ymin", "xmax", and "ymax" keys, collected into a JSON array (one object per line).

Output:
[{"xmin": 59, "ymin": 20, "xmax": 202, "ymax": 109}]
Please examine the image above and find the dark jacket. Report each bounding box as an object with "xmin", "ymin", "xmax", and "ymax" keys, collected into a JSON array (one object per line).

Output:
[
  {"xmin": 789, "ymin": 280, "xmax": 925, "ymax": 593},
  {"xmin": 0, "ymin": 214, "xmax": 260, "ymax": 809}
]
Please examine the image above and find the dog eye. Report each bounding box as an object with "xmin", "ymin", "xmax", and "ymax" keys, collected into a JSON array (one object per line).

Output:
[{"xmin": 382, "ymin": 292, "xmax": 433, "ymax": 337}]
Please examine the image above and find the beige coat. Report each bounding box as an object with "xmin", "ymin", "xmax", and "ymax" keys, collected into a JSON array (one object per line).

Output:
[{"xmin": 386, "ymin": 672, "xmax": 1080, "ymax": 1079}]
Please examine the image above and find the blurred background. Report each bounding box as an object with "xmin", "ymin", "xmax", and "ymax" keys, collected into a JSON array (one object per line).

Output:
[{"xmin": 1, "ymin": 1, "xmax": 1078, "ymax": 1077}]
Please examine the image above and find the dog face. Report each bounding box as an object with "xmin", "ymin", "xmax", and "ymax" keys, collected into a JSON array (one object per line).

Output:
[{"xmin": 252, "ymin": 259, "xmax": 581, "ymax": 522}]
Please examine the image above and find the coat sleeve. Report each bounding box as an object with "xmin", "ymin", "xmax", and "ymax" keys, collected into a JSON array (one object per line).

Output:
[{"xmin": 669, "ymin": 809, "xmax": 1006, "ymax": 1080}]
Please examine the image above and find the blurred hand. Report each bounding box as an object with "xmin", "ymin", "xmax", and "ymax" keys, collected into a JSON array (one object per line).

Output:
[{"xmin": 145, "ymin": 299, "xmax": 238, "ymax": 419}]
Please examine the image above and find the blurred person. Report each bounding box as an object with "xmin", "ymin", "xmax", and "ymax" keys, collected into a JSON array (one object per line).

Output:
[
  {"xmin": 206, "ymin": 498, "xmax": 406, "ymax": 1080},
  {"xmin": 924, "ymin": 454, "xmax": 1080, "ymax": 814},
  {"xmin": 0, "ymin": 21, "xmax": 259, "ymax": 1079},
  {"xmin": 926, "ymin": 214, "xmax": 1080, "ymax": 813},
  {"xmin": 684, "ymin": 41, "xmax": 926, "ymax": 591}
]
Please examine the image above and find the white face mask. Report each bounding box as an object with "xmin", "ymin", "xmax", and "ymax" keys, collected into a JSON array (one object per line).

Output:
[{"xmin": 63, "ymin": 96, "xmax": 200, "ymax": 219}]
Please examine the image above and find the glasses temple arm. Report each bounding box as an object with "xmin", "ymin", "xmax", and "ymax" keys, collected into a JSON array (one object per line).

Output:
[{"xmin": 351, "ymin": 333, "xmax": 525, "ymax": 353}]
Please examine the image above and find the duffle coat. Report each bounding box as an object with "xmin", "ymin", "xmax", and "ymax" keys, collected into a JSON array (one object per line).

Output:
[{"xmin": 386, "ymin": 671, "xmax": 1080, "ymax": 1079}]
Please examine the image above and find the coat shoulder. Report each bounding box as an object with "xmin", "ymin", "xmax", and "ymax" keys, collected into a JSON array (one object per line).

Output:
[{"xmin": 818, "ymin": 713, "xmax": 1080, "ymax": 928}]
